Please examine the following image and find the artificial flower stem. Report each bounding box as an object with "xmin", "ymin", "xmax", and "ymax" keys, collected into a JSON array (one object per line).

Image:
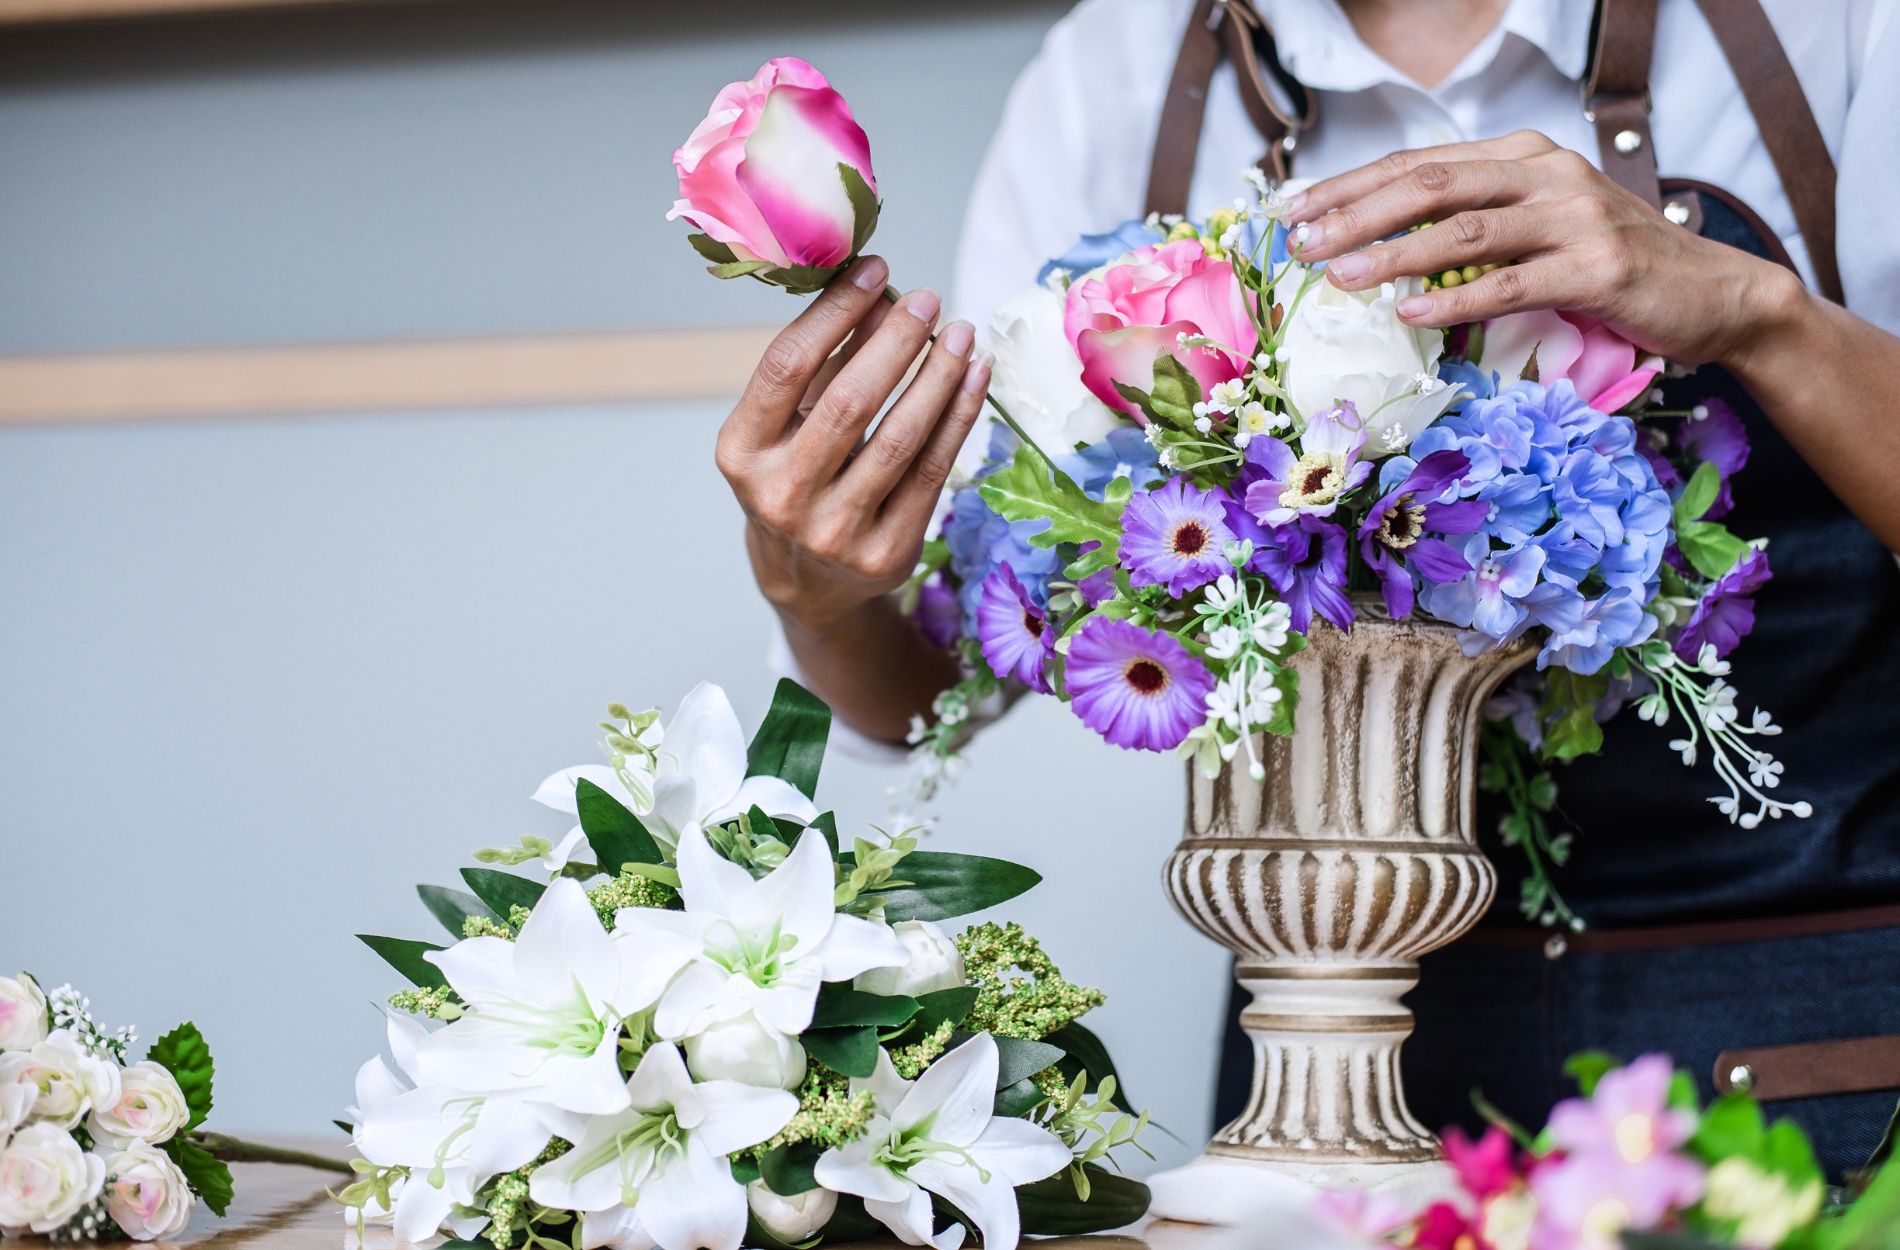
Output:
[{"xmin": 188, "ymin": 1132, "xmax": 355, "ymax": 1176}]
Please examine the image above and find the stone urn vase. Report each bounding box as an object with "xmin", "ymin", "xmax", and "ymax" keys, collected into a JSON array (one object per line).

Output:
[{"xmin": 1145, "ymin": 600, "xmax": 1532, "ymax": 1223}]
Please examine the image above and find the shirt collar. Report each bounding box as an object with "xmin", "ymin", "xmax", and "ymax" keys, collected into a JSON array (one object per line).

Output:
[{"xmin": 1250, "ymin": 0, "xmax": 1597, "ymax": 94}]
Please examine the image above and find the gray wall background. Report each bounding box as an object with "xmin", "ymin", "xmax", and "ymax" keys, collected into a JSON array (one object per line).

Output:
[{"xmin": 0, "ymin": 0, "xmax": 1230, "ymax": 1168}]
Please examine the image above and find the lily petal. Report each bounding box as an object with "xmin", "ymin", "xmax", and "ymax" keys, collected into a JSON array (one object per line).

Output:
[{"xmin": 894, "ymin": 1034, "xmax": 997, "ymax": 1144}]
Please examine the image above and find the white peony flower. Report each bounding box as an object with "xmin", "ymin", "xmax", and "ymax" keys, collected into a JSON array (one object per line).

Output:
[
  {"xmin": 0, "ymin": 1121, "xmax": 106, "ymax": 1234},
  {"xmin": 1275, "ymin": 271, "xmax": 1458, "ymax": 456},
  {"xmin": 979, "ymin": 283, "xmax": 1123, "ymax": 474},
  {"xmin": 814, "ymin": 1035, "xmax": 1071, "ymax": 1250},
  {"xmin": 683, "ymin": 1012, "xmax": 808, "ymax": 1091},
  {"xmin": 0, "ymin": 975, "xmax": 48, "ymax": 1052},
  {"xmin": 647, "ymin": 684, "xmax": 820, "ymax": 853},
  {"xmin": 88, "ymin": 1062, "xmax": 189, "ymax": 1149},
  {"xmin": 0, "ymin": 1083, "xmax": 34, "ymax": 1148},
  {"xmin": 529, "ymin": 1043, "xmax": 795, "ymax": 1250},
  {"xmin": 100, "ymin": 1141, "xmax": 194, "ymax": 1241},
  {"xmin": 748, "ymin": 1179, "xmax": 838, "ymax": 1243},
  {"xmin": 853, "ymin": 922, "xmax": 966, "ymax": 999},
  {"xmin": 0, "ymin": 1031, "xmax": 121, "ymax": 1131}
]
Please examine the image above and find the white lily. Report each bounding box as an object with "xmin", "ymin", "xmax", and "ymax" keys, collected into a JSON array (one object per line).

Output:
[
  {"xmin": 532, "ymin": 713, "xmax": 665, "ymax": 873},
  {"xmin": 417, "ymin": 878, "xmax": 693, "ymax": 1114},
  {"xmin": 617, "ymin": 826, "xmax": 905, "ymax": 1042},
  {"xmin": 646, "ymin": 683, "xmax": 819, "ymax": 852},
  {"xmin": 814, "ymin": 1035, "xmax": 1070, "ymax": 1250},
  {"xmin": 529, "ymin": 1042, "xmax": 795, "ymax": 1250},
  {"xmin": 348, "ymin": 1014, "xmax": 540, "ymax": 1245}
]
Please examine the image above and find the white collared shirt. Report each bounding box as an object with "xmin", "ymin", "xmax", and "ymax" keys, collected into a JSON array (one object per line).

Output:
[{"xmin": 952, "ymin": 0, "xmax": 1900, "ymax": 334}]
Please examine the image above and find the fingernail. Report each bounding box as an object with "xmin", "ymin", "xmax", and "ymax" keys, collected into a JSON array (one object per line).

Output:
[
  {"xmin": 1329, "ymin": 252, "xmax": 1371, "ymax": 282},
  {"xmin": 1293, "ymin": 220, "xmax": 1323, "ymax": 251},
  {"xmin": 1281, "ymin": 190, "xmax": 1307, "ymax": 220},
  {"xmin": 940, "ymin": 320, "xmax": 974, "ymax": 357},
  {"xmin": 902, "ymin": 289, "xmax": 941, "ymax": 323},
  {"xmin": 961, "ymin": 352, "xmax": 993, "ymax": 393},
  {"xmin": 850, "ymin": 255, "xmax": 889, "ymax": 290},
  {"xmin": 1396, "ymin": 295, "xmax": 1433, "ymax": 319}
]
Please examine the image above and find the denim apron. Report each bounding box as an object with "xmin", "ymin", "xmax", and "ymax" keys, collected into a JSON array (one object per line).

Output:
[{"xmin": 1143, "ymin": 0, "xmax": 1900, "ymax": 1179}]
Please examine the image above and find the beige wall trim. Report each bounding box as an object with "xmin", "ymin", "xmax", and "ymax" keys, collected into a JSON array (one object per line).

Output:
[{"xmin": 0, "ymin": 326, "xmax": 779, "ymax": 425}]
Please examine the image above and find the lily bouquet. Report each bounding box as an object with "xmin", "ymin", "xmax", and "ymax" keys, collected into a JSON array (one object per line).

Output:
[
  {"xmin": 908, "ymin": 192, "xmax": 1805, "ymax": 928},
  {"xmin": 342, "ymin": 680, "xmax": 1149, "ymax": 1250}
]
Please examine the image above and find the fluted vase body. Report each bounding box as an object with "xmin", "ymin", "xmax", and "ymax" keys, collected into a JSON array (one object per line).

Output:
[{"xmin": 1157, "ymin": 603, "xmax": 1531, "ymax": 1206}]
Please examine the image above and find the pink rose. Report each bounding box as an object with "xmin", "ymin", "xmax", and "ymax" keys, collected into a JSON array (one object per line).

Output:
[
  {"xmin": 669, "ymin": 57, "xmax": 878, "ymax": 280},
  {"xmin": 1062, "ymin": 239, "xmax": 1256, "ymax": 423},
  {"xmin": 1482, "ymin": 308, "xmax": 1661, "ymax": 414}
]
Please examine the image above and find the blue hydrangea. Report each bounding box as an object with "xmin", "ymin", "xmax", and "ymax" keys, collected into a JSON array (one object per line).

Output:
[{"xmin": 1396, "ymin": 381, "xmax": 1670, "ymax": 674}]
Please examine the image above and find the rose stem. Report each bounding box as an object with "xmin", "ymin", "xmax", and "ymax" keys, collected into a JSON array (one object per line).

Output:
[{"xmin": 188, "ymin": 1132, "xmax": 355, "ymax": 1175}]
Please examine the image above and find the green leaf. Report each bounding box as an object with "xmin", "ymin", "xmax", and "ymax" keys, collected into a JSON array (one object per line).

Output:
[
  {"xmin": 1621, "ymin": 1234, "xmax": 1731, "ymax": 1250},
  {"xmin": 803, "ymin": 1026, "xmax": 879, "ymax": 1078},
  {"xmin": 977, "ymin": 447, "xmax": 1124, "ymax": 558},
  {"xmin": 1761, "ymin": 1118, "xmax": 1824, "ymax": 1186},
  {"xmin": 812, "ymin": 811, "xmax": 841, "ymax": 856},
  {"xmin": 148, "ymin": 1023, "xmax": 215, "ymax": 1132},
  {"xmin": 1666, "ymin": 1070, "xmax": 1701, "ymax": 1112},
  {"xmin": 687, "ymin": 233, "xmax": 738, "ymax": 266},
  {"xmin": 729, "ymin": 1155, "xmax": 762, "ymax": 1185},
  {"xmin": 1539, "ymin": 668, "xmax": 1609, "ymax": 761},
  {"xmin": 356, "ymin": 935, "xmax": 447, "ymax": 989},
  {"xmin": 1563, "ymin": 1051, "xmax": 1620, "ymax": 1098},
  {"xmin": 1147, "ymin": 354, "xmax": 1204, "ymax": 427},
  {"xmin": 459, "ymin": 867, "xmax": 546, "ymax": 919},
  {"xmin": 912, "ymin": 986, "xmax": 979, "ymax": 1034},
  {"xmin": 1016, "ymin": 1167, "xmax": 1151, "ymax": 1236},
  {"xmin": 1692, "ymin": 1092, "xmax": 1765, "ymax": 1160},
  {"xmin": 1677, "ymin": 520, "xmax": 1750, "ymax": 581},
  {"xmin": 417, "ymin": 885, "xmax": 495, "ymax": 938},
  {"xmin": 711, "ymin": 259, "xmax": 775, "ymax": 280},
  {"xmin": 746, "ymin": 678, "xmax": 831, "ymax": 801},
  {"xmin": 1048, "ymin": 1022, "xmax": 1133, "ymax": 1111},
  {"xmin": 165, "ymin": 1137, "xmax": 235, "ymax": 1217},
  {"xmin": 760, "ymin": 1142, "xmax": 822, "ymax": 1196},
  {"xmin": 811, "ymin": 987, "xmax": 920, "ymax": 1029},
  {"xmin": 993, "ymin": 1077, "xmax": 1044, "ymax": 1119},
  {"xmin": 575, "ymin": 778, "xmax": 662, "ymax": 872},
  {"xmin": 1675, "ymin": 460, "xmax": 1722, "ymax": 525},
  {"xmin": 1814, "ymin": 1148, "xmax": 1900, "ymax": 1250},
  {"xmin": 852, "ymin": 851, "xmax": 1041, "ymax": 922},
  {"xmin": 839, "ymin": 162, "xmax": 881, "ymax": 257},
  {"xmin": 990, "ymin": 1036, "xmax": 1066, "ymax": 1088}
]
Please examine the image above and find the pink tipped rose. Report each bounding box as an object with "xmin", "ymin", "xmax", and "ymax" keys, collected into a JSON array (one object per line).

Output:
[
  {"xmin": 670, "ymin": 57, "xmax": 878, "ymax": 283},
  {"xmin": 1482, "ymin": 308, "xmax": 1661, "ymax": 414},
  {"xmin": 1062, "ymin": 239, "xmax": 1255, "ymax": 423}
]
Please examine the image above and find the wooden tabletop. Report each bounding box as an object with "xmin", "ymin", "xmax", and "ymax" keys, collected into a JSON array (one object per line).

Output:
[{"xmin": 6, "ymin": 1157, "xmax": 1288, "ymax": 1250}]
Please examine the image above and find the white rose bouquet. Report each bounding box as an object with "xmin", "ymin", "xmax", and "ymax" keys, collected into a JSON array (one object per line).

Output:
[
  {"xmin": 0, "ymin": 978, "xmax": 334, "ymax": 1242},
  {"xmin": 341, "ymin": 680, "xmax": 1151, "ymax": 1250}
]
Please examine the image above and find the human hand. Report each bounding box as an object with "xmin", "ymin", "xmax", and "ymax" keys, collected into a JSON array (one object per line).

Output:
[
  {"xmin": 1282, "ymin": 130, "xmax": 1803, "ymax": 368},
  {"xmin": 716, "ymin": 255, "xmax": 992, "ymax": 638}
]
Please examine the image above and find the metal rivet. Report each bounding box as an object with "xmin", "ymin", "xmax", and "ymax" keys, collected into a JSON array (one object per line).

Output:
[
  {"xmin": 1280, "ymin": 133, "xmax": 1299, "ymax": 155},
  {"xmin": 1543, "ymin": 934, "xmax": 1568, "ymax": 961},
  {"xmin": 1613, "ymin": 128, "xmax": 1644, "ymax": 156},
  {"xmin": 1727, "ymin": 1063, "xmax": 1755, "ymax": 1092},
  {"xmin": 1663, "ymin": 201, "xmax": 1691, "ymax": 226}
]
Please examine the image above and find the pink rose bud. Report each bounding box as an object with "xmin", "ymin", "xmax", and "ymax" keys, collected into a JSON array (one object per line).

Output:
[
  {"xmin": 1062, "ymin": 240, "xmax": 1256, "ymax": 424},
  {"xmin": 669, "ymin": 57, "xmax": 879, "ymax": 292},
  {"xmin": 1481, "ymin": 308, "xmax": 1661, "ymax": 414}
]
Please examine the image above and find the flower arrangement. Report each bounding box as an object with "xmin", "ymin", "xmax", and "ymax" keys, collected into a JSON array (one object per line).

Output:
[
  {"xmin": 0, "ymin": 977, "xmax": 230, "ymax": 1241},
  {"xmin": 907, "ymin": 186, "xmax": 1807, "ymax": 929},
  {"xmin": 341, "ymin": 680, "xmax": 1150, "ymax": 1250},
  {"xmin": 1323, "ymin": 1054, "xmax": 1899, "ymax": 1250}
]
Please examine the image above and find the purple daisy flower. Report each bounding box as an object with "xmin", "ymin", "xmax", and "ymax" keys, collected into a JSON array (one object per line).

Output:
[
  {"xmin": 976, "ymin": 565, "xmax": 1055, "ymax": 691},
  {"xmin": 1119, "ymin": 477, "xmax": 1236, "ymax": 597},
  {"xmin": 1241, "ymin": 403, "xmax": 1374, "ymax": 527},
  {"xmin": 1674, "ymin": 547, "xmax": 1771, "ymax": 661},
  {"xmin": 1065, "ymin": 617, "xmax": 1214, "ymax": 751},
  {"xmin": 1250, "ymin": 514, "xmax": 1353, "ymax": 635},
  {"xmin": 911, "ymin": 575, "xmax": 960, "ymax": 649},
  {"xmin": 1356, "ymin": 448, "xmax": 1485, "ymax": 618}
]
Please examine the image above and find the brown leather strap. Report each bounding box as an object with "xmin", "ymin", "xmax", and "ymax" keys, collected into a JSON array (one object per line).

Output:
[
  {"xmin": 1715, "ymin": 1035, "xmax": 1900, "ymax": 1102},
  {"xmin": 1690, "ymin": 0, "xmax": 1845, "ymax": 304},
  {"xmin": 1145, "ymin": 0, "xmax": 1313, "ymax": 217},
  {"xmin": 1583, "ymin": 0, "xmax": 1662, "ymax": 209},
  {"xmin": 1465, "ymin": 903, "xmax": 1900, "ymax": 955}
]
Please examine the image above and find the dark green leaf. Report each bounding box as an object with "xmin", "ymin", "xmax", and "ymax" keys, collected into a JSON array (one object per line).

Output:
[
  {"xmin": 812, "ymin": 811, "xmax": 841, "ymax": 856},
  {"xmin": 687, "ymin": 233, "xmax": 738, "ymax": 266},
  {"xmin": 1563, "ymin": 1051, "xmax": 1620, "ymax": 1098},
  {"xmin": 990, "ymin": 1036, "xmax": 1065, "ymax": 1089},
  {"xmin": 1540, "ymin": 668, "xmax": 1609, "ymax": 761},
  {"xmin": 760, "ymin": 1142, "xmax": 822, "ymax": 1196},
  {"xmin": 1621, "ymin": 1234, "xmax": 1730, "ymax": 1250},
  {"xmin": 859, "ymin": 851, "xmax": 1041, "ymax": 922},
  {"xmin": 812, "ymin": 987, "xmax": 920, "ymax": 1029},
  {"xmin": 1675, "ymin": 460, "xmax": 1722, "ymax": 525},
  {"xmin": 746, "ymin": 678, "xmax": 831, "ymax": 801},
  {"xmin": 840, "ymin": 163, "xmax": 881, "ymax": 256},
  {"xmin": 993, "ymin": 1077, "xmax": 1044, "ymax": 1118},
  {"xmin": 817, "ymin": 1196, "xmax": 886, "ymax": 1243},
  {"xmin": 148, "ymin": 1023, "xmax": 214, "ymax": 1132},
  {"xmin": 803, "ymin": 1026, "xmax": 879, "ymax": 1078},
  {"xmin": 459, "ymin": 867, "xmax": 546, "ymax": 919},
  {"xmin": 729, "ymin": 1155, "xmax": 762, "ymax": 1185},
  {"xmin": 165, "ymin": 1138, "xmax": 235, "ymax": 1217},
  {"xmin": 356, "ymin": 935, "xmax": 447, "ymax": 989},
  {"xmin": 1048, "ymin": 1022, "xmax": 1132, "ymax": 1111},
  {"xmin": 417, "ymin": 885, "xmax": 494, "ymax": 938},
  {"xmin": 576, "ymin": 778, "xmax": 662, "ymax": 872},
  {"xmin": 912, "ymin": 986, "xmax": 979, "ymax": 1034},
  {"xmin": 1016, "ymin": 1167, "xmax": 1150, "ymax": 1235}
]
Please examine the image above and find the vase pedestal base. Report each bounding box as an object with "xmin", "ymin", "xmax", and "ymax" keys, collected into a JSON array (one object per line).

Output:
[{"xmin": 1144, "ymin": 1151, "xmax": 1459, "ymax": 1225}]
